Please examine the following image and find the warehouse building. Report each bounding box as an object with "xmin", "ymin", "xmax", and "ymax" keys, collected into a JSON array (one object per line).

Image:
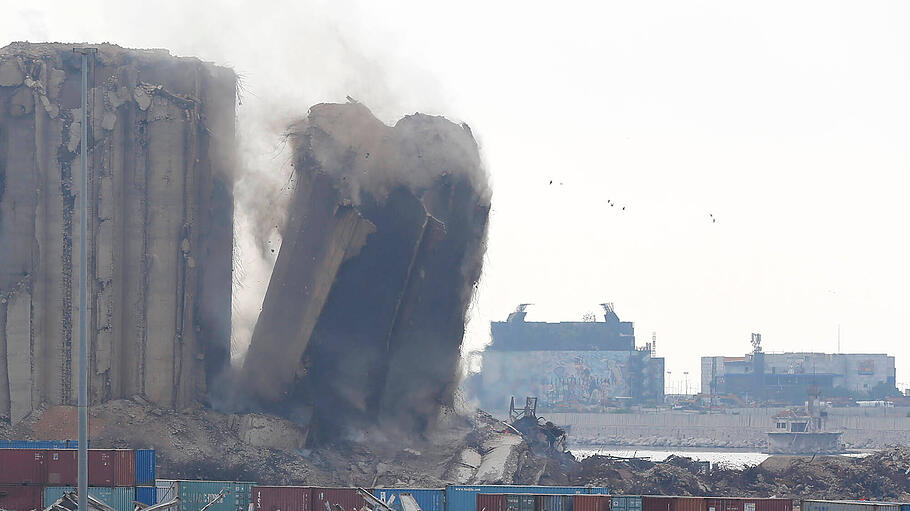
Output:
[
  {"xmin": 471, "ymin": 304, "xmax": 665, "ymax": 413},
  {"xmin": 701, "ymin": 335, "xmax": 897, "ymax": 404}
]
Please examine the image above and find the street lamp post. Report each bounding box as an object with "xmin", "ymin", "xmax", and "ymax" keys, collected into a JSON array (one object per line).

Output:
[{"xmin": 73, "ymin": 46, "xmax": 96, "ymax": 511}]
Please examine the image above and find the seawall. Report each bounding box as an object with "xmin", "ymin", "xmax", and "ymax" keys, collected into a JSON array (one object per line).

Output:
[{"xmin": 549, "ymin": 407, "xmax": 910, "ymax": 449}]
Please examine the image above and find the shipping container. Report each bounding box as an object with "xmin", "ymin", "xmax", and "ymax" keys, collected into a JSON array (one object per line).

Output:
[
  {"xmin": 506, "ymin": 494, "xmax": 537, "ymax": 511},
  {"xmin": 574, "ymin": 496, "xmax": 611, "ymax": 511},
  {"xmin": 447, "ymin": 486, "xmax": 598, "ymax": 511},
  {"xmin": 612, "ymin": 496, "xmax": 643, "ymax": 511},
  {"xmin": 374, "ymin": 489, "xmax": 445, "ymax": 511},
  {"xmin": 156, "ymin": 480, "xmax": 255, "ymax": 511},
  {"xmin": 803, "ymin": 502, "xmax": 903, "ymax": 511},
  {"xmin": 0, "ymin": 440, "xmax": 84, "ymax": 449},
  {"xmin": 45, "ymin": 449, "xmax": 77, "ymax": 485},
  {"xmin": 478, "ymin": 495, "xmax": 507, "ymax": 511},
  {"xmin": 43, "ymin": 486, "xmax": 135, "ymax": 511},
  {"xmin": 0, "ymin": 449, "xmax": 45, "ymax": 484},
  {"xmin": 642, "ymin": 497, "xmax": 705, "ymax": 511},
  {"xmin": 706, "ymin": 500, "xmax": 744, "ymax": 511},
  {"xmin": 0, "ymin": 485, "xmax": 43, "ymax": 511},
  {"xmin": 156, "ymin": 479, "xmax": 177, "ymax": 504},
  {"xmin": 312, "ymin": 487, "xmax": 367, "ymax": 511},
  {"xmin": 743, "ymin": 500, "xmax": 793, "ymax": 511},
  {"xmin": 643, "ymin": 497, "xmax": 675, "ymax": 511},
  {"xmin": 536, "ymin": 495, "xmax": 575, "ymax": 511},
  {"xmin": 135, "ymin": 449, "xmax": 156, "ymax": 486},
  {"xmin": 137, "ymin": 487, "xmax": 158, "ymax": 506},
  {"xmin": 87, "ymin": 450, "xmax": 115, "ymax": 486},
  {"xmin": 113, "ymin": 449, "xmax": 135, "ymax": 486},
  {"xmin": 251, "ymin": 486, "xmax": 312, "ymax": 511},
  {"xmin": 674, "ymin": 499, "xmax": 706, "ymax": 511}
]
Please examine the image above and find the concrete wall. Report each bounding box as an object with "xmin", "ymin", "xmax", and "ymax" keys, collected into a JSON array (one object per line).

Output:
[
  {"xmin": 0, "ymin": 43, "xmax": 235, "ymax": 422},
  {"xmin": 550, "ymin": 408, "xmax": 910, "ymax": 449}
]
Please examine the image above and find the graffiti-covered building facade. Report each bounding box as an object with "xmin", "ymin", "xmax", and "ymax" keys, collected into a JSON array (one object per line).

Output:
[{"xmin": 472, "ymin": 304, "xmax": 665, "ymax": 413}]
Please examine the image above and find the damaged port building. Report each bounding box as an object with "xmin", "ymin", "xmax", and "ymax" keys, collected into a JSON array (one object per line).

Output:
[
  {"xmin": 0, "ymin": 42, "xmax": 491, "ymax": 439},
  {"xmin": 0, "ymin": 43, "xmax": 236, "ymax": 422},
  {"xmin": 470, "ymin": 304, "xmax": 665, "ymax": 413}
]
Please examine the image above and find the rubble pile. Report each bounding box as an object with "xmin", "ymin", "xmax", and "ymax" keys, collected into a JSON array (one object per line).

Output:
[
  {"xmin": 573, "ymin": 446, "xmax": 910, "ymax": 500},
  {"xmin": 0, "ymin": 399, "xmax": 564, "ymax": 487}
]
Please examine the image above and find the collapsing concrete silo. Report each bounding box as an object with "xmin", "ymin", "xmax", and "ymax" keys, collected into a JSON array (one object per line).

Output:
[
  {"xmin": 0, "ymin": 43, "xmax": 235, "ymax": 422},
  {"xmin": 240, "ymin": 102, "xmax": 490, "ymax": 438}
]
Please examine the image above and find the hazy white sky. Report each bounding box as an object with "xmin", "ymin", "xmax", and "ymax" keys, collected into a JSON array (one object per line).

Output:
[{"xmin": 4, "ymin": 0, "xmax": 909, "ymax": 391}]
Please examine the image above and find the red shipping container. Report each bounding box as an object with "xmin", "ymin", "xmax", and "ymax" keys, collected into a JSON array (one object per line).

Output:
[
  {"xmin": 478, "ymin": 495, "xmax": 507, "ymax": 511},
  {"xmin": 706, "ymin": 499, "xmax": 744, "ymax": 511},
  {"xmin": 312, "ymin": 488, "xmax": 366, "ymax": 511},
  {"xmin": 573, "ymin": 496, "xmax": 611, "ymax": 511},
  {"xmin": 88, "ymin": 450, "xmax": 115, "ymax": 486},
  {"xmin": 113, "ymin": 449, "xmax": 135, "ymax": 486},
  {"xmin": 0, "ymin": 449, "xmax": 45, "ymax": 484},
  {"xmin": 0, "ymin": 485, "xmax": 43, "ymax": 511},
  {"xmin": 45, "ymin": 449, "xmax": 77, "ymax": 485},
  {"xmin": 252, "ymin": 486, "xmax": 312, "ymax": 511},
  {"xmin": 643, "ymin": 497, "xmax": 675, "ymax": 511},
  {"xmin": 675, "ymin": 498, "xmax": 706, "ymax": 511}
]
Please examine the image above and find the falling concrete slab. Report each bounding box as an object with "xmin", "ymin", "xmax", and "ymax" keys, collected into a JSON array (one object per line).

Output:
[{"xmin": 240, "ymin": 102, "xmax": 490, "ymax": 439}]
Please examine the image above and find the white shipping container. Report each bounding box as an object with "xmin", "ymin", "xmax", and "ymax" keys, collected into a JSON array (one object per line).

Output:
[{"xmin": 803, "ymin": 501, "xmax": 901, "ymax": 511}]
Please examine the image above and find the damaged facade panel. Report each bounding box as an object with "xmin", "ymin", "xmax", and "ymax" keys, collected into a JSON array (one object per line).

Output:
[
  {"xmin": 0, "ymin": 42, "xmax": 236, "ymax": 421},
  {"xmin": 241, "ymin": 103, "xmax": 490, "ymax": 438}
]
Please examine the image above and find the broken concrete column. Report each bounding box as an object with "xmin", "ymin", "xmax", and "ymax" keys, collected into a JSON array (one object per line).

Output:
[
  {"xmin": 240, "ymin": 102, "xmax": 490, "ymax": 440},
  {"xmin": 0, "ymin": 42, "xmax": 236, "ymax": 421}
]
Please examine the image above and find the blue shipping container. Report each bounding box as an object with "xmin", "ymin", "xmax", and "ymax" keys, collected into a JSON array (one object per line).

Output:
[
  {"xmin": 137, "ymin": 487, "xmax": 157, "ymax": 506},
  {"xmin": 135, "ymin": 449, "xmax": 156, "ymax": 486},
  {"xmin": 446, "ymin": 487, "xmax": 599, "ymax": 511},
  {"xmin": 44, "ymin": 487, "xmax": 135, "ymax": 511},
  {"xmin": 374, "ymin": 489, "xmax": 445, "ymax": 511},
  {"xmin": 0, "ymin": 440, "xmax": 86, "ymax": 449}
]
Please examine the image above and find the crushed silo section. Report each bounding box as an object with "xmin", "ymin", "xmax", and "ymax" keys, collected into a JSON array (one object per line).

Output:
[
  {"xmin": 241, "ymin": 102, "xmax": 490, "ymax": 439},
  {"xmin": 0, "ymin": 42, "xmax": 236, "ymax": 422}
]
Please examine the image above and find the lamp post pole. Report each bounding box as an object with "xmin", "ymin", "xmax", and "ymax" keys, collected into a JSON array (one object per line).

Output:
[{"xmin": 73, "ymin": 46, "xmax": 96, "ymax": 511}]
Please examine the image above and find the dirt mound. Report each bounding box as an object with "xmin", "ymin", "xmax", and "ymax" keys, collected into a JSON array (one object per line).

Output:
[{"xmin": 573, "ymin": 447, "xmax": 910, "ymax": 500}]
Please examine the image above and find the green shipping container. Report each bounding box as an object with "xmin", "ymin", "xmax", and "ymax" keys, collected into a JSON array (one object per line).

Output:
[
  {"xmin": 167, "ymin": 480, "xmax": 254, "ymax": 511},
  {"xmin": 44, "ymin": 487, "xmax": 136, "ymax": 511},
  {"xmin": 613, "ymin": 497, "xmax": 643, "ymax": 511},
  {"xmin": 505, "ymin": 495, "xmax": 537, "ymax": 511}
]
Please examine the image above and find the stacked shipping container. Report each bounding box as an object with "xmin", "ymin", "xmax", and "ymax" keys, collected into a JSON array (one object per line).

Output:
[
  {"xmin": 374, "ymin": 488, "xmax": 446, "ymax": 511},
  {"xmin": 448, "ymin": 486, "xmax": 608, "ymax": 511},
  {"xmin": 156, "ymin": 480, "xmax": 254, "ymax": 511},
  {"xmin": 252, "ymin": 486, "xmax": 313, "ymax": 511},
  {"xmin": 0, "ymin": 446, "xmax": 156, "ymax": 511},
  {"xmin": 574, "ymin": 496, "xmax": 612, "ymax": 511}
]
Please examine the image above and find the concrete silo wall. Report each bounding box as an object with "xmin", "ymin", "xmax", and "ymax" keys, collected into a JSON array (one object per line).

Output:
[{"xmin": 0, "ymin": 42, "xmax": 235, "ymax": 421}]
